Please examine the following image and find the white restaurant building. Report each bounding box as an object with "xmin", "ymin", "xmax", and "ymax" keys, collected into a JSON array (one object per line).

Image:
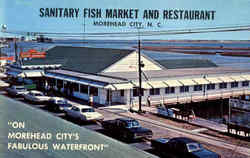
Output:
[{"xmin": 9, "ymin": 46, "xmax": 250, "ymax": 106}]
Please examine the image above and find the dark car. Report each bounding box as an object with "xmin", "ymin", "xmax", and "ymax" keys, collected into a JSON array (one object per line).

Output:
[
  {"xmin": 151, "ymin": 137, "xmax": 221, "ymax": 158},
  {"xmin": 101, "ymin": 117, "xmax": 153, "ymax": 140},
  {"xmin": 47, "ymin": 97, "xmax": 72, "ymax": 112}
]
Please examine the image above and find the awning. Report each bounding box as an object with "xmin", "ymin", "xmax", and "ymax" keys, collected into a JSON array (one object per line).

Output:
[
  {"xmin": 164, "ymin": 80, "xmax": 182, "ymax": 87},
  {"xmin": 218, "ymin": 76, "xmax": 235, "ymax": 82},
  {"xmin": 45, "ymin": 73, "xmax": 106, "ymax": 88},
  {"xmin": 230, "ymin": 75, "xmax": 247, "ymax": 82},
  {"xmin": 105, "ymin": 83, "xmax": 134, "ymax": 90},
  {"xmin": 18, "ymin": 71, "xmax": 44, "ymax": 78},
  {"xmin": 113, "ymin": 83, "xmax": 134, "ymax": 90},
  {"xmin": 192, "ymin": 78, "xmax": 210, "ymax": 85},
  {"xmin": 206, "ymin": 77, "xmax": 223, "ymax": 84},
  {"xmin": 147, "ymin": 81, "xmax": 168, "ymax": 88},
  {"xmin": 104, "ymin": 84, "xmax": 116, "ymax": 90},
  {"xmin": 241, "ymin": 74, "xmax": 250, "ymax": 80},
  {"xmin": 178, "ymin": 79, "xmax": 197, "ymax": 86},
  {"xmin": 134, "ymin": 82, "xmax": 153, "ymax": 89},
  {"xmin": 6, "ymin": 71, "xmax": 21, "ymax": 77}
]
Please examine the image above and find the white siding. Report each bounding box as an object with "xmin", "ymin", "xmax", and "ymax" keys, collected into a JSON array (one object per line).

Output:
[
  {"xmin": 103, "ymin": 51, "xmax": 163, "ymax": 72},
  {"xmin": 99, "ymin": 89, "xmax": 107, "ymax": 105},
  {"xmin": 128, "ymin": 81, "xmax": 250, "ymax": 105}
]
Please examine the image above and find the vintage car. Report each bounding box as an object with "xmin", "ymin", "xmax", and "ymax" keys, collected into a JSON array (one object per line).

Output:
[
  {"xmin": 47, "ymin": 97, "xmax": 73, "ymax": 112},
  {"xmin": 151, "ymin": 137, "xmax": 221, "ymax": 158},
  {"xmin": 101, "ymin": 117, "xmax": 153, "ymax": 140},
  {"xmin": 6, "ymin": 85, "xmax": 28, "ymax": 97},
  {"xmin": 23, "ymin": 90, "xmax": 51, "ymax": 104},
  {"xmin": 65, "ymin": 105, "xmax": 104, "ymax": 122}
]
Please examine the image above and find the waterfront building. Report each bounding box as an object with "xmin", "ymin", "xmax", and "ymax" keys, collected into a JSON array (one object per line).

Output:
[{"xmin": 7, "ymin": 46, "xmax": 250, "ymax": 106}]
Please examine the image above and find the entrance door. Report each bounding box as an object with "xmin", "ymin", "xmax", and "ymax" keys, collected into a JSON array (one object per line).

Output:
[{"xmin": 106, "ymin": 89, "xmax": 112, "ymax": 105}]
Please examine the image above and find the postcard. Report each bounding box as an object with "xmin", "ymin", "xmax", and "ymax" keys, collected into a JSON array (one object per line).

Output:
[{"xmin": 0, "ymin": 0, "xmax": 250, "ymax": 158}]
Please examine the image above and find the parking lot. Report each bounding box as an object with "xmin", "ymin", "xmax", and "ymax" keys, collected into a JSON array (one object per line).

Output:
[{"xmin": 1, "ymin": 90, "xmax": 250, "ymax": 158}]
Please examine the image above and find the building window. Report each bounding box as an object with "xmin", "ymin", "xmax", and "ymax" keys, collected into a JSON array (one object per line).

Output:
[
  {"xmin": 194, "ymin": 85, "xmax": 202, "ymax": 91},
  {"xmin": 219, "ymin": 83, "xmax": 227, "ymax": 89},
  {"xmin": 90, "ymin": 87, "xmax": 98, "ymax": 96},
  {"xmin": 231, "ymin": 82, "xmax": 238, "ymax": 88},
  {"xmin": 80, "ymin": 84, "xmax": 88, "ymax": 94},
  {"xmin": 207, "ymin": 83, "xmax": 215, "ymax": 90},
  {"xmin": 72, "ymin": 83, "xmax": 79, "ymax": 92},
  {"xmin": 149, "ymin": 88, "xmax": 160, "ymax": 95},
  {"xmin": 180, "ymin": 86, "xmax": 189, "ymax": 93},
  {"xmin": 165, "ymin": 87, "xmax": 175, "ymax": 94},
  {"xmin": 57, "ymin": 79, "xmax": 63, "ymax": 89},
  {"xmin": 133, "ymin": 88, "xmax": 144, "ymax": 97},
  {"xmin": 120, "ymin": 90, "xmax": 124, "ymax": 97},
  {"xmin": 48, "ymin": 78, "xmax": 56, "ymax": 87},
  {"xmin": 242, "ymin": 81, "xmax": 249, "ymax": 87}
]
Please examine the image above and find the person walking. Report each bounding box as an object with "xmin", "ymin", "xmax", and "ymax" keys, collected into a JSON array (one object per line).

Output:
[
  {"xmin": 89, "ymin": 94, "xmax": 93, "ymax": 106},
  {"xmin": 147, "ymin": 96, "xmax": 151, "ymax": 107}
]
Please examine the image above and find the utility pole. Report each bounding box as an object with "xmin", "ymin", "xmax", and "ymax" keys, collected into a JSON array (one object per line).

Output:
[
  {"xmin": 138, "ymin": 39, "xmax": 142, "ymax": 112},
  {"xmin": 14, "ymin": 39, "xmax": 18, "ymax": 63}
]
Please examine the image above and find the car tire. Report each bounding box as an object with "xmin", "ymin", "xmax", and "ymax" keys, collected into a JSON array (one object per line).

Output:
[{"xmin": 122, "ymin": 132, "xmax": 131, "ymax": 141}]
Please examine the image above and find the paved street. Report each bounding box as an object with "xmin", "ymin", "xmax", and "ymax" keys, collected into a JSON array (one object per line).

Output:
[{"xmin": 1, "ymin": 90, "xmax": 250, "ymax": 158}]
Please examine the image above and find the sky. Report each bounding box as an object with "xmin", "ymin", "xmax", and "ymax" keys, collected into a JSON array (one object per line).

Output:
[{"xmin": 1, "ymin": 0, "xmax": 250, "ymax": 40}]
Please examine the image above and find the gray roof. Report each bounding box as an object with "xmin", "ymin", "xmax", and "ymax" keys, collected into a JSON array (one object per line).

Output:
[
  {"xmin": 101, "ymin": 67, "xmax": 250, "ymax": 81},
  {"xmin": 156, "ymin": 59, "xmax": 217, "ymax": 69},
  {"xmin": 23, "ymin": 46, "xmax": 134, "ymax": 73},
  {"xmin": 47, "ymin": 69, "xmax": 128, "ymax": 84}
]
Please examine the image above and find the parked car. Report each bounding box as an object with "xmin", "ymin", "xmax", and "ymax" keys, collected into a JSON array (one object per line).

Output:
[
  {"xmin": 151, "ymin": 137, "xmax": 221, "ymax": 158},
  {"xmin": 65, "ymin": 105, "xmax": 103, "ymax": 122},
  {"xmin": 47, "ymin": 97, "xmax": 72, "ymax": 112},
  {"xmin": 6, "ymin": 85, "xmax": 28, "ymax": 97},
  {"xmin": 23, "ymin": 90, "xmax": 51, "ymax": 104},
  {"xmin": 101, "ymin": 117, "xmax": 153, "ymax": 140}
]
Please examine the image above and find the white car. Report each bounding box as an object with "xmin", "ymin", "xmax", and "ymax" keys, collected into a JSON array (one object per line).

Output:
[
  {"xmin": 23, "ymin": 90, "xmax": 51, "ymax": 104},
  {"xmin": 47, "ymin": 97, "xmax": 72, "ymax": 112},
  {"xmin": 65, "ymin": 105, "xmax": 104, "ymax": 122},
  {"xmin": 6, "ymin": 85, "xmax": 27, "ymax": 97}
]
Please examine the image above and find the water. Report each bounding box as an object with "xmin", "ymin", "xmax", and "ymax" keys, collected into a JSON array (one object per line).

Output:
[
  {"xmin": 4, "ymin": 40, "xmax": 250, "ymax": 69},
  {"xmin": 189, "ymin": 100, "xmax": 250, "ymax": 127}
]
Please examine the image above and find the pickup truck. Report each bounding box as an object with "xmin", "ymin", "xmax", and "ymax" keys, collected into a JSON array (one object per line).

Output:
[
  {"xmin": 101, "ymin": 118, "xmax": 153, "ymax": 140},
  {"xmin": 151, "ymin": 137, "xmax": 221, "ymax": 158}
]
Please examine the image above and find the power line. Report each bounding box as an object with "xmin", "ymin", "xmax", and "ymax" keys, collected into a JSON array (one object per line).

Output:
[{"xmin": 2, "ymin": 24, "xmax": 250, "ymax": 38}]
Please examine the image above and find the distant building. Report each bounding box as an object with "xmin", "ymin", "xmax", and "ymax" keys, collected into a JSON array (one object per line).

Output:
[{"xmin": 9, "ymin": 46, "xmax": 250, "ymax": 105}]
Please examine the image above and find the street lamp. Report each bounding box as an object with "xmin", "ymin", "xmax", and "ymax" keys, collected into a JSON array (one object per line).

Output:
[{"xmin": 203, "ymin": 75, "xmax": 206, "ymax": 96}]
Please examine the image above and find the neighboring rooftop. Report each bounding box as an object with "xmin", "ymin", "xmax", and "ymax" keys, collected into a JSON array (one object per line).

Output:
[
  {"xmin": 101, "ymin": 67, "xmax": 250, "ymax": 81},
  {"xmin": 156, "ymin": 59, "xmax": 217, "ymax": 69},
  {"xmin": 23, "ymin": 46, "xmax": 134, "ymax": 73},
  {"xmin": 47, "ymin": 69, "xmax": 128, "ymax": 84}
]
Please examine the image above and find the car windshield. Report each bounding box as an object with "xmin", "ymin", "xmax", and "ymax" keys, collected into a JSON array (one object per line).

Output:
[
  {"xmin": 126, "ymin": 120, "xmax": 140, "ymax": 128},
  {"xmin": 61, "ymin": 103, "xmax": 72, "ymax": 107},
  {"xmin": 57, "ymin": 100, "xmax": 67, "ymax": 104},
  {"xmin": 16, "ymin": 87, "xmax": 26, "ymax": 91},
  {"xmin": 186, "ymin": 143, "xmax": 203, "ymax": 152},
  {"xmin": 82, "ymin": 108, "xmax": 95, "ymax": 113},
  {"xmin": 34, "ymin": 93, "xmax": 43, "ymax": 96}
]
